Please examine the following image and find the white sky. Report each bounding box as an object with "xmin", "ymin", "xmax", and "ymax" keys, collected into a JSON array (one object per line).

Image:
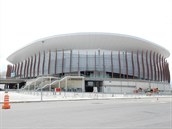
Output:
[{"xmin": 0, "ymin": 0, "xmax": 172, "ymax": 81}]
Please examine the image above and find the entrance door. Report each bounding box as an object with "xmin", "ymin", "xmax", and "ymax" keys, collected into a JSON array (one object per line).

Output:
[{"xmin": 85, "ymin": 81, "xmax": 103, "ymax": 92}]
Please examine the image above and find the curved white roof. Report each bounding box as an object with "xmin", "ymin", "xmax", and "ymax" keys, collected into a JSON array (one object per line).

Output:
[{"xmin": 7, "ymin": 32, "xmax": 170, "ymax": 64}]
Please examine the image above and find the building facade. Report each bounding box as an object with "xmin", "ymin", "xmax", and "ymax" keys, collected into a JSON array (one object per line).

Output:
[{"xmin": 6, "ymin": 33, "xmax": 171, "ymax": 93}]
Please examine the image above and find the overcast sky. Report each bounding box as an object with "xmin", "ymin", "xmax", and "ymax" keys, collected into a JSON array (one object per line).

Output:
[{"xmin": 0, "ymin": 0, "xmax": 172, "ymax": 80}]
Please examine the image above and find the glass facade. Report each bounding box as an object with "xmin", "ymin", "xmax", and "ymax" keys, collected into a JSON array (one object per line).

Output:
[{"xmin": 13, "ymin": 49, "xmax": 170, "ymax": 83}]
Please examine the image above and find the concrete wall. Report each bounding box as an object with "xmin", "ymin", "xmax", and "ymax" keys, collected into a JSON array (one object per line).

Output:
[
  {"xmin": 103, "ymin": 86, "xmax": 135, "ymax": 94},
  {"xmin": 59, "ymin": 78, "xmax": 85, "ymax": 92},
  {"xmin": 0, "ymin": 84, "xmax": 5, "ymax": 89},
  {"xmin": 103, "ymin": 80, "xmax": 136, "ymax": 93},
  {"xmin": 103, "ymin": 79, "xmax": 171, "ymax": 93},
  {"xmin": 67, "ymin": 80, "xmax": 83, "ymax": 89}
]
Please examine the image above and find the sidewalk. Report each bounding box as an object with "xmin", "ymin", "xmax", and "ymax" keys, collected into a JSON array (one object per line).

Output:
[{"xmin": 0, "ymin": 91, "xmax": 172, "ymax": 103}]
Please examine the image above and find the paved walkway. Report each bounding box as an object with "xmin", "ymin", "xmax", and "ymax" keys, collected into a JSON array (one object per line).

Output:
[{"xmin": 0, "ymin": 91, "xmax": 172, "ymax": 103}]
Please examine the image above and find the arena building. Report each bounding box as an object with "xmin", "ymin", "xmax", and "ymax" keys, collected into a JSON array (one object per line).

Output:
[{"xmin": 6, "ymin": 33, "xmax": 171, "ymax": 93}]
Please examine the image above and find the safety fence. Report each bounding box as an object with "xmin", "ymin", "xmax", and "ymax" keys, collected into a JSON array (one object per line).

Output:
[{"xmin": 17, "ymin": 90, "xmax": 172, "ymax": 100}]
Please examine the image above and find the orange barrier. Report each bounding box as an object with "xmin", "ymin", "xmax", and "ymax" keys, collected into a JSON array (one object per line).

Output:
[{"xmin": 2, "ymin": 93, "xmax": 11, "ymax": 109}]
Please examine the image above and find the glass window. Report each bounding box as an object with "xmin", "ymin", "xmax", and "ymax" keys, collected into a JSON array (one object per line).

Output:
[
  {"xmin": 133, "ymin": 53, "xmax": 138, "ymax": 78},
  {"xmin": 27, "ymin": 58, "xmax": 30, "ymax": 78},
  {"xmin": 147, "ymin": 51, "xmax": 151, "ymax": 80},
  {"xmin": 139, "ymin": 52, "xmax": 143, "ymax": 79},
  {"xmin": 113, "ymin": 51, "xmax": 119, "ymax": 74},
  {"xmin": 87, "ymin": 50, "xmax": 95, "ymax": 71},
  {"xmin": 39, "ymin": 52, "xmax": 43, "ymax": 76},
  {"xmin": 143, "ymin": 52, "xmax": 147, "ymax": 79},
  {"xmin": 120, "ymin": 51, "xmax": 126, "ymax": 77},
  {"xmin": 44, "ymin": 52, "xmax": 49, "ymax": 75},
  {"xmin": 50, "ymin": 51, "xmax": 55, "ymax": 75},
  {"xmin": 127, "ymin": 52, "xmax": 133, "ymax": 76},
  {"xmin": 57, "ymin": 51, "xmax": 62, "ymax": 74},
  {"xmin": 104, "ymin": 51, "xmax": 111, "ymax": 73},
  {"xmin": 79, "ymin": 51, "xmax": 86, "ymax": 72},
  {"xmin": 35, "ymin": 54, "xmax": 39, "ymax": 76},
  {"xmin": 153, "ymin": 53, "xmax": 156, "ymax": 81},
  {"xmin": 63, "ymin": 50, "xmax": 70, "ymax": 73},
  {"xmin": 71, "ymin": 50, "xmax": 78, "ymax": 73}
]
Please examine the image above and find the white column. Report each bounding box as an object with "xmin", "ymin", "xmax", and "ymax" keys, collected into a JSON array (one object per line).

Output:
[
  {"xmin": 34, "ymin": 79, "xmax": 36, "ymax": 91},
  {"xmin": 65, "ymin": 77, "xmax": 68, "ymax": 91},
  {"xmin": 49, "ymin": 77, "xmax": 51, "ymax": 91},
  {"xmin": 82, "ymin": 77, "xmax": 85, "ymax": 92},
  {"xmin": 17, "ymin": 83, "xmax": 19, "ymax": 90}
]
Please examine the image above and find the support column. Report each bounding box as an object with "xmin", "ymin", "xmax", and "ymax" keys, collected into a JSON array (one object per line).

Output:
[
  {"xmin": 65, "ymin": 78, "xmax": 68, "ymax": 91},
  {"xmin": 150, "ymin": 51, "xmax": 153, "ymax": 80},
  {"xmin": 24, "ymin": 60, "xmax": 27, "ymax": 78},
  {"xmin": 156, "ymin": 53, "xmax": 160, "ymax": 81},
  {"xmin": 118, "ymin": 51, "xmax": 121, "ymax": 78},
  {"xmin": 98, "ymin": 49, "xmax": 100, "ymax": 77},
  {"xmin": 165, "ymin": 61, "xmax": 167, "ymax": 82},
  {"xmin": 14, "ymin": 64, "xmax": 17, "ymax": 77},
  {"xmin": 164, "ymin": 59, "xmax": 166, "ymax": 82},
  {"xmin": 15, "ymin": 64, "xmax": 17, "ymax": 77},
  {"xmin": 49, "ymin": 77, "xmax": 51, "ymax": 91},
  {"xmin": 94, "ymin": 51, "xmax": 96, "ymax": 77},
  {"xmin": 146, "ymin": 50, "xmax": 150, "ymax": 80},
  {"xmin": 17, "ymin": 63, "xmax": 20, "ymax": 77},
  {"xmin": 55, "ymin": 50, "xmax": 57, "ymax": 75},
  {"xmin": 167, "ymin": 63, "xmax": 170, "ymax": 83},
  {"xmin": 82, "ymin": 77, "xmax": 85, "ymax": 92},
  {"xmin": 69, "ymin": 50, "xmax": 72, "ymax": 74},
  {"xmin": 159, "ymin": 55, "xmax": 161, "ymax": 81},
  {"xmin": 62, "ymin": 49, "xmax": 64, "ymax": 76},
  {"xmin": 125, "ymin": 51, "xmax": 128, "ymax": 79},
  {"xmin": 37, "ymin": 52, "xmax": 40, "ymax": 76},
  {"xmin": 164, "ymin": 63, "xmax": 167, "ymax": 82},
  {"xmin": 131, "ymin": 51, "xmax": 135, "ymax": 79},
  {"xmin": 17, "ymin": 83, "xmax": 19, "ymax": 90},
  {"xmin": 103, "ymin": 52, "xmax": 105, "ymax": 78},
  {"xmin": 27, "ymin": 58, "xmax": 30, "ymax": 78},
  {"xmin": 166, "ymin": 62, "xmax": 169, "ymax": 82},
  {"xmin": 48, "ymin": 50, "xmax": 51, "ymax": 75},
  {"xmin": 111, "ymin": 51, "xmax": 114, "ymax": 78},
  {"xmin": 137, "ymin": 50, "xmax": 140, "ymax": 79},
  {"xmin": 20, "ymin": 62, "xmax": 23, "ymax": 78},
  {"xmin": 78, "ymin": 51, "xmax": 80, "ymax": 76},
  {"xmin": 42, "ymin": 51, "xmax": 45, "ymax": 75},
  {"xmin": 153, "ymin": 52, "xmax": 156, "ymax": 81},
  {"xmin": 142, "ymin": 50, "xmax": 145, "ymax": 79},
  {"xmin": 33, "ymin": 54, "xmax": 36, "ymax": 77},
  {"xmin": 166, "ymin": 61, "xmax": 168, "ymax": 82},
  {"xmin": 162, "ymin": 56, "xmax": 164, "ymax": 81},
  {"xmin": 30, "ymin": 56, "xmax": 33, "ymax": 78},
  {"xmin": 6, "ymin": 65, "xmax": 12, "ymax": 78}
]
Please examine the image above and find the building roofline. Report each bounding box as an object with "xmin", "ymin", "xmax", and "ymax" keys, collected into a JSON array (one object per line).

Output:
[{"xmin": 7, "ymin": 32, "xmax": 170, "ymax": 63}]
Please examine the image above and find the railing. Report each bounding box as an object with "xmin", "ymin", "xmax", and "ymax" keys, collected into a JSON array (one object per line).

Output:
[
  {"xmin": 18, "ymin": 89, "xmax": 172, "ymax": 101},
  {"xmin": 22, "ymin": 76, "xmax": 59, "ymax": 90}
]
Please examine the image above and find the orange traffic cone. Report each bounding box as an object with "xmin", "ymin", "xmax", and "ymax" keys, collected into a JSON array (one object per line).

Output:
[{"xmin": 2, "ymin": 93, "xmax": 11, "ymax": 109}]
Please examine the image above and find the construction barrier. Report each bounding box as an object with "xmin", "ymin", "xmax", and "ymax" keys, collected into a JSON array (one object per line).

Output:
[{"xmin": 2, "ymin": 92, "xmax": 11, "ymax": 109}]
